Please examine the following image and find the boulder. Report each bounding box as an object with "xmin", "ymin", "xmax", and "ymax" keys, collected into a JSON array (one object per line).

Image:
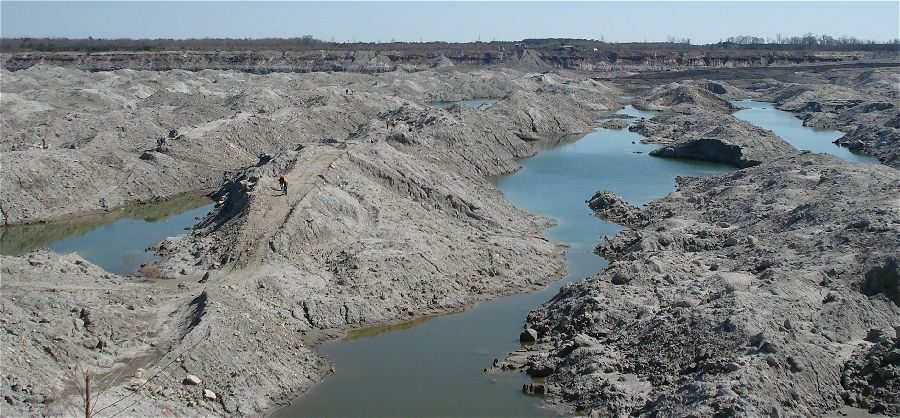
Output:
[
  {"xmin": 183, "ymin": 374, "xmax": 201, "ymax": 385},
  {"xmin": 611, "ymin": 270, "xmax": 632, "ymax": 285},
  {"xmin": 522, "ymin": 383, "xmax": 548, "ymax": 395},
  {"xmin": 203, "ymin": 389, "xmax": 217, "ymax": 400},
  {"xmin": 600, "ymin": 119, "xmax": 629, "ymax": 130},
  {"xmin": 526, "ymin": 363, "xmax": 554, "ymax": 378},
  {"xmin": 519, "ymin": 328, "xmax": 538, "ymax": 343},
  {"xmin": 587, "ymin": 191, "xmax": 644, "ymax": 226}
]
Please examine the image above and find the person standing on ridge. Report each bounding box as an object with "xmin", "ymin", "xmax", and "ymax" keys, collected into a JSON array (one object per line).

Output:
[{"xmin": 278, "ymin": 176, "xmax": 288, "ymax": 196}]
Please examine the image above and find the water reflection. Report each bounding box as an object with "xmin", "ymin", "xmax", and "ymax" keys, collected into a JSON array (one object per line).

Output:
[
  {"xmin": 731, "ymin": 100, "xmax": 879, "ymax": 164},
  {"xmin": 0, "ymin": 194, "xmax": 213, "ymax": 274},
  {"xmin": 278, "ymin": 106, "xmax": 732, "ymax": 417}
]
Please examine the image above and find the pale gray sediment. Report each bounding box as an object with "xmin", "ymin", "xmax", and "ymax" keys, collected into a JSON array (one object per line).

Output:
[
  {"xmin": 626, "ymin": 81, "xmax": 796, "ymax": 168},
  {"xmin": 729, "ymin": 67, "xmax": 900, "ymax": 168},
  {"xmin": 634, "ymin": 109, "xmax": 795, "ymax": 168},
  {"xmin": 2, "ymin": 59, "xmax": 899, "ymax": 417},
  {"xmin": 506, "ymin": 152, "xmax": 900, "ymax": 416},
  {"xmin": 0, "ymin": 67, "xmax": 618, "ymax": 416},
  {"xmin": 497, "ymin": 71, "xmax": 900, "ymax": 417}
]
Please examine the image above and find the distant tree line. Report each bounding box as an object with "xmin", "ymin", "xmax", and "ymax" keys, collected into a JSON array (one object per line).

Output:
[
  {"xmin": 0, "ymin": 36, "xmax": 526, "ymax": 54},
  {"xmin": 0, "ymin": 34, "xmax": 897, "ymax": 53},
  {"xmin": 716, "ymin": 33, "xmax": 900, "ymax": 51},
  {"xmin": 0, "ymin": 35, "xmax": 327, "ymax": 53},
  {"xmin": 666, "ymin": 36, "xmax": 691, "ymax": 45}
]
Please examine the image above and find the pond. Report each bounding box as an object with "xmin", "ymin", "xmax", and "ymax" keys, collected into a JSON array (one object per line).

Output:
[{"xmin": 0, "ymin": 194, "xmax": 214, "ymax": 274}]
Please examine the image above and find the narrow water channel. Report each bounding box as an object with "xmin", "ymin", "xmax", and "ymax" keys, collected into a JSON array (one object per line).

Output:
[
  {"xmin": 6, "ymin": 101, "xmax": 871, "ymax": 416},
  {"xmin": 429, "ymin": 99, "xmax": 499, "ymax": 109},
  {"xmin": 731, "ymin": 100, "xmax": 879, "ymax": 164},
  {"xmin": 0, "ymin": 194, "xmax": 213, "ymax": 274},
  {"xmin": 275, "ymin": 107, "xmax": 732, "ymax": 417}
]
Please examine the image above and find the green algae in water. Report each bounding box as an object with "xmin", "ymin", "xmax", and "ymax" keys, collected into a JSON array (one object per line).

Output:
[{"xmin": 344, "ymin": 315, "xmax": 439, "ymax": 341}]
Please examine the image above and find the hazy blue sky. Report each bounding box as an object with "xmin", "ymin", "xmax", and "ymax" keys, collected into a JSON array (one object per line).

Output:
[{"xmin": 2, "ymin": 2, "xmax": 898, "ymax": 44}]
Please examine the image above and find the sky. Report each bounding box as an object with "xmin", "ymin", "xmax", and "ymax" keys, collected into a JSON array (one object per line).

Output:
[{"xmin": 1, "ymin": 1, "xmax": 898, "ymax": 44}]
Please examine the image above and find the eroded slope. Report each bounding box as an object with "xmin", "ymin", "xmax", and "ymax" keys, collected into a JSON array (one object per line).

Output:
[{"xmin": 511, "ymin": 153, "xmax": 900, "ymax": 416}]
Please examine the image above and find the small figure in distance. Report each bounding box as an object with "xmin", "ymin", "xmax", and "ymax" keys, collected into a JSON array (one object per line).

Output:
[{"xmin": 278, "ymin": 176, "xmax": 288, "ymax": 196}]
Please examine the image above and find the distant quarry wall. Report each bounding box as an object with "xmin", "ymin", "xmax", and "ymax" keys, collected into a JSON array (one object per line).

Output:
[{"xmin": 2, "ymin": 47, "xmax": 893, "ymax": 74}]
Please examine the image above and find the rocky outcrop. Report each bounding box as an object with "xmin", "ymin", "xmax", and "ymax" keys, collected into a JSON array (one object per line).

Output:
[
  {"xmin": 633, "ymin": 111, "xmax": 796, "ymax": 168},
  {"xmin": 586, "ymin": 191, "xmax": 645, "ymax": 227},
  {"xmin": 599, "ymin": 118, "xmax": 629, "ymax": 130},
  {"xmin": 4, "ymin": 43, "xmax": 890, "ymax": 74},
  {"xmin": 738, "ymin": 70, "xmax": 900, "ymax": 168},
  {"xmin": 626, "ymin": 79, "xmax": 797, "ymax": 168},
  {"xmin": 635, "ymin": 81, "xmax": 737, "ymax": 114},
  {"xmin": 834, "ymin": 125, "xmax": 900, "ymax": 168},
  {"xmin": 509, "ymin": 152, "xmax": 900, "ymax": 416},
  {"xmin": 841, "ymin": 332, "xmax": 900, "ymax": 415},
  {"xmin": 430, "ymin": 55, "xmax": 455, "ymax": 69},
  {"xmin": 778, "ymin": 85, "xmax": 900, "ymax": 168}
]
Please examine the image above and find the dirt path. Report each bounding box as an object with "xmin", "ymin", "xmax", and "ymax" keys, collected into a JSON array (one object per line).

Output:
[
  {"xmin": 2, "ymin": 66, "xmax": 618, "ymax": 416},
  {"xmin": 238, "ymin": 145, "xmax": 345, "ymax": 265}
]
